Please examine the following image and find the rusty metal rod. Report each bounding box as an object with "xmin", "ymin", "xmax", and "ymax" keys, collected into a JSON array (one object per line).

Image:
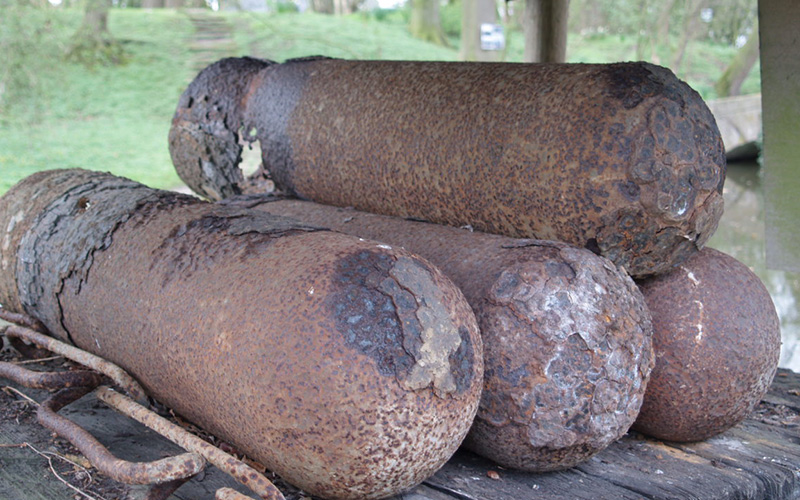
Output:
[
  {"xmin": 0, "ymin": 319, "xmax": 267, "ymax": 499},
  {"xmin": 0, "ymin": 361, "xmax": 103, "ymax": 390},
  {"xmin": 231, "ymin": 195, "xmax": 655, "ymax": 472},
  {"xmin": 96, "ymin": 386, "xmax": 285, "ymax": 500},
  {"xmin": 169, "ymin": 57, "xmax": 726, "ymax": 277},
  {"xmin": 0, "ymin": 308, "xmax": 47, "ymax": 332},
  {"xmin": 5, "ymin": 324, "xmax": 147, "ymax": 404},
  {"xmin": 37, "ymin": 385, "xmax": 207, "ymax": 485},
  {"xmin": 0, "ymin": 169, "xmax": 483, "ymax": 500}
]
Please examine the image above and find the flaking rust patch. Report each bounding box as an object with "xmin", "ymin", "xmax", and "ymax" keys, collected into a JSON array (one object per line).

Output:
[{"xmin": 388, "ymin": 257, "xmax": 462, "ymax": 398}]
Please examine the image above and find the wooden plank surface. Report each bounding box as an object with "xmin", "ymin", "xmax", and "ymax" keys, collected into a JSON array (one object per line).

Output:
[{"xmin": 1, "ymin": 346, "xmax": 799, "ymax": 500}]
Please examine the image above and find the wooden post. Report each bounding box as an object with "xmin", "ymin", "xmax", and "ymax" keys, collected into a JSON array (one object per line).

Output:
[
  {"xmin": 460, "ymin": 0, "xmax": 503, "ymax": 61},
  {"xmin": 524, "ymin": 0, "xmax": 570, "ymax": 62},
  {"xmin": 760, "ymin": 0, "xmax": 800, "ymax": 272}
]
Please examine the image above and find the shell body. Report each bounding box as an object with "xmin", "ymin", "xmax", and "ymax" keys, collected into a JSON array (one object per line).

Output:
[
  {"xmin": 634, "ymin": 247, "xmax": 781, "ymax": 442},
  {"xmin": 233, "ymin": 195, "xmax": 655, "ymax": 471},
  {"xmin": 0, "ymin": 169, "xmax": 484, "ymax": 500},
  {"xmin": 169, "ymin": 58, "xmax": 726, "ymax": 277}
]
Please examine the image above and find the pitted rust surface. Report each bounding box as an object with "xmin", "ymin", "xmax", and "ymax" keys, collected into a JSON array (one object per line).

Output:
[
  {"xmin": 466, "ymin": 244, "xmax": 653, "ymax": 471},
  {"xmin": 388, "ymin": 257, "xmax": 469, "ymax": 396},
  {"xmin": 232, "ymin": 196, "xmax": 655, "ymax": 471},
  {"xmin": 330, "ymin": 250, "xmax": 474, "ymax": 398},
  {"xmin": 0, "ymin": 169, "xmax": 105, "ymax": 313},
  {"xmin": 169, "ymin": 58, "xmax": 726, "ymax": 277},
  {"xmin": 0, "ymin": 170, "xmax": 483, "ymax": 500},
  {"xmin": 13, "ymin": 171, "xmax": 196, "ymax": 342},
  {"xmin": 633, "ymin": 247, "xmax": 781, "ymax": 442},
  {"xmin": 147, "ymin": 204, "xmax": 323, "ymax": 286},
  {"xmin": 169, "ymin": 57, "xmax": 274, "ymax": 200}
]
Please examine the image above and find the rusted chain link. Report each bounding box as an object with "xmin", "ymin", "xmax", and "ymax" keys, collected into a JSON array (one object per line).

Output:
[
  {"xmin": 0, "ymin": 355, "xmax": 205, "ymax": 491},
  {"xmin": 96, "ymin": 386, "xmax": 285, "ymax": 500},
  {"xmin": 7, "ymin": 335, "xmax": 54, "ymax": 360},
  {"xmin": 4, "ymin": 323, "xmax": 147, "ymax": 404},
  {"xmin": 0, "ymin": 310, "xmax": 52, "ymax": 359}
]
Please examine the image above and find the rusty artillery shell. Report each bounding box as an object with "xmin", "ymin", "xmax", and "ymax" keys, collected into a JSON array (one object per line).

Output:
[
  {"xmin": 227, "ymin": 195, "xmax": 655, "ymax": 472},
  {"xmin": 0, "ymin": 169, "xmax": 484, "ymax": 500},
  {"xmin": 169, "ymin": 57, "xmax": 726, "ymax": 278},
  {"xmin": 633, "ymin": 247, "xmax": 781, "ymax": 442}
]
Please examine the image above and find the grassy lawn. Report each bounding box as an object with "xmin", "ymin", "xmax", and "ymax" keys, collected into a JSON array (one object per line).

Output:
[
  {"xmin": 229, "ymin": 11, "xmax": 460, "ymax": 61},
  {"xmin": 0, "ymin": 9, "xmax": 195, "ymax": 194},
  {"xmin": 0, "ymin": 7, "xmax": 760, "ymax": 196}
]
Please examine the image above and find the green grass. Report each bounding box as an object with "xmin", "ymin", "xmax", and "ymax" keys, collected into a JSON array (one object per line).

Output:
[
  {"xmin": 0, "ymin": 8, "xmax": 194, "ymax": 194},
  {"xmin": 228, "ymin": 11, "xmax": 459, "ymax": 61},
  {"xmin": 564, "ymin": 32, "xmax": 761, "ymax": 99},
  {"xmin": 0, "ymin": 7, "xmax": 761, "ymax": 196}
]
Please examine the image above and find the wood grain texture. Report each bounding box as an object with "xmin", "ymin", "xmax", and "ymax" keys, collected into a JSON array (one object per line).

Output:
[{"xmin": 1, "ymin": 364, "xmax": 799, "ymax": 500}]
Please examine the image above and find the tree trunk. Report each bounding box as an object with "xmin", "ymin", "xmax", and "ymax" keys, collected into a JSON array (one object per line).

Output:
[
  {"xmin": 66, "ymin": 0, "xmax": 126, "ymax": 67},
  {"xmin": 714, "ymin": 24, "xmax": 759, "ymax": 97},
  {"xmin": 142, "ymin": 0, "xmax": 165, "ymax": 7},
  {"xmin": 651, "ymin": 0, "xmax": 676, "ymax": 63},
  {"xmin": 334, "ymin": 0, "xmax": 344, "ymax": 14},
  {"xmin": 670, "ymin": 0, "xmax": 707, "ymax": 71},
  {"xmin": 83, "ymin": 0, "xmax": 109, "ymax": 31},
  {"xmin": 523, "ymin": 0, "xmax": 570, "ymax": 63},
  {"xmin": 311, "ymin": 0, "xmax": 334, "ymax": 14},
  {"xmin": 460, "ymin": 0, "xmax": 501, "ymax": 61},
  {"xmin": 634, "ymin": 0, "xmax": 677, "ymax": 64},
  {"xmin": 165, "ymin": 0, "xmax": 184, "ymax": 8},
  {"xmin": 410, "ymin": 0, "xmax": 448, "ymax": 46}
]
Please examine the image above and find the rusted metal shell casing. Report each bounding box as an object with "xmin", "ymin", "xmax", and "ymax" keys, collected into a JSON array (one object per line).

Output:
[
  {"xmin": 228, "ymin": 195, "xmax": 655, "ymax": 472},
  {"xmin": 169, "ymin": 57, "xmax": 726, "ymax": 278},
  {"xmin": 0, "ymin": 169, "xmax": 113, "ymax": 314},
  {"xmin": 633, "ymin": 247, "xmax": 781, "ymax": 442},
  {"xmin": 0, "ymin": 169, "xmax": 484, "ymax": 500}
]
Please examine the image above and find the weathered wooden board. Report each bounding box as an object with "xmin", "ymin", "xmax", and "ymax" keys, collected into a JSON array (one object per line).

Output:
[{"xmin": 1, "ymin": 348, "xmax": 799, "ymax": 500}]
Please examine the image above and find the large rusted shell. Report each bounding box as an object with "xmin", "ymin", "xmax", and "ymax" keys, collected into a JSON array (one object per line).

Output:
[
  {"xmin": 229, "ymin": 195, "xmax": 655, "ymax": 471},
  {"xmin": 169, "ymin": 57, "xmax": 726, "ymax": 278},
  {"xmin": 0, "ymin": 169, "xmax": 484, "ymax": 500},
  {"xmin": 633, "ymin": 247, "xmax": 781, "ymax": 442}
]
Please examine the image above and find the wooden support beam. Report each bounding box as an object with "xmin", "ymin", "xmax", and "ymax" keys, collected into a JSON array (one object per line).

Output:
[
  {"xmin": 524, "ymin": 0, "xmax": 570, "ymax": 63},
  {"xmin": 760, "ymin": 0, "xmax": 800, "ymax": 272}
]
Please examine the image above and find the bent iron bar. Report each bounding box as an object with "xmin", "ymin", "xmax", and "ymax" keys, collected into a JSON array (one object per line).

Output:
[
  {"xmin": 169, "ymin": 57, "xmax": 726, "ymax": 278},
  {"xmin": 2, "ymin": 322, "xmax": 147, "ymax": 403},
  {"xmin": 0, "ymin": 169, "xmax": 484, "ymax": 500},
  {"xmin": 0, "ymin": 318, "xmax": 280, "ymax": 500}
]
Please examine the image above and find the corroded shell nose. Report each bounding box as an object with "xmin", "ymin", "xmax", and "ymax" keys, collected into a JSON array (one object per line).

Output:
[{"xmin": 0, "ymin": 168, "xmax": 484, "ymax": 500}]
